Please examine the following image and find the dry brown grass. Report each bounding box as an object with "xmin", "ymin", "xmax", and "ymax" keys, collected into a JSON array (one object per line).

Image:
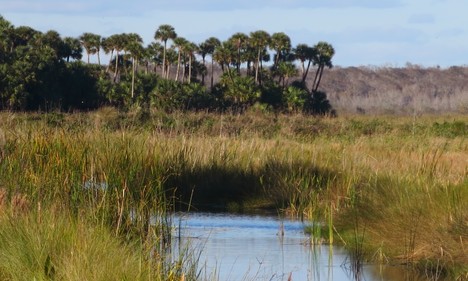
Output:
[{"xmin": 0, "ymin": 188, "xmax": 30, "ymax": 216}]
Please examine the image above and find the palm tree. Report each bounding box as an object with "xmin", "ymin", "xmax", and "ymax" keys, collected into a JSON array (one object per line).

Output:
[
  {"xmin": 242, "ymin": 44, "xmax": 257, "ymax": 77},
  {"xmin": 228, "ymin": 32, "xmax": 248, "ymax": 74},
  {"xmin": 164, "ymin": 47, "xmax": 178, "ymax": 79},
  {"xmin": 276, "ymin": 61, "xmax": 297, "ymax": 88},
  {"xmin": 198, "ymin": 39, "xmax": 220, "ymax": 85},
  {"xmin": 213, "ymin": 42, "xmax": 236, "ymax": 81},
  {"xmin": 92, "ymin": 35, "xmax": 102, "ymax": 65},
  {"xmin": 140, "ymin": 47, "xmax": 153, "ymax": 75},
  {"xmin": 198, "ymin": 42, "xmax": 210, "ymax": 85},
  {"xmin": 104, "ymin": 33, "xmax": 128, "ymax": 82},
  {"xmin": 271, "ymin": 32, "xmax": 291, "ymax": 67},
  {"xmin": 0, "ymin": 16, "xmax": 14, "ymax": 54},
  {"xmin": 249, "ymin": 30, "xmax": 270, "ymax": 84},
  {"xmin": 203, "ymin": 37, "xmax": 220, "ymax": 88},
  {"xmin": 146, "ymin": 42, "xmax": 163, "ymax": 73},
  {"xmin": 11, "ymin": 26, "xmax": 39, "ymax": 51},
  {"xmin": 101, "ymin": 36, "xmax": 115, "ymax": 72},
  {"xmin": 173, "ymin": 37, "xmax": 188, "ymax": 82},
  {"xmin": 79, "ymin": 32, "xmax": 100, "ymax": 64},
  {"xmin": 115, "ymin": 34, "xmax": 129, "ymax": 81},
  {"xmin": 125, "ymin": 33, "xmax": 144, "ymax": 98},
  {"xmin": 154, "ymin": 24, "xmax": 177, "ymax": 78},
  {"xmin": 63, "ymin": 37, "xmax": 82, "ymax": 62},
  {"xmin": 39, "ymin": 30, "xmax": 79, "ymax": 64},
  {"xmin": 198, "ymin": 42, "xmax": 209, "ymax": 66},
  {"xmin": 311, "ymin": 41, "xmax": 335, "ymax": 92},
  {"xmin": 185, "ymin": 42, "xmax": 198, "ymax": 83},
  {"xmin": 108, "ymin": 34, "xmax": 120, "ymax": 80},
  {"xmin": 294, "ymin": 43, "xmax": 316, "ymax": 84}
]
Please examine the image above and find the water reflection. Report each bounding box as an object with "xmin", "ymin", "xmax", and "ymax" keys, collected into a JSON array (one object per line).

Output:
[{"xmin": 172, "ymin": 212, "xmax": 433, "ymax": 281}]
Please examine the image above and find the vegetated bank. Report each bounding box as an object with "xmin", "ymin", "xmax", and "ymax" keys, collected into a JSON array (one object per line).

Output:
[{"xmin": 0, "ymin": 110, "xmax": 466, "ymax": 280}]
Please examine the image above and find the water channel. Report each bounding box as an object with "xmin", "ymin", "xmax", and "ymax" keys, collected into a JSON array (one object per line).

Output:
[{"xmin": 172, "ymin": 212, "xmax": 431, "ymax": 281}]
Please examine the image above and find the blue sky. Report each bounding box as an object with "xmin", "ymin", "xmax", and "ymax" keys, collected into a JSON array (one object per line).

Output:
[{"xmin": 1, "ymin": 0, "xmax": 467, "ymax": 67}]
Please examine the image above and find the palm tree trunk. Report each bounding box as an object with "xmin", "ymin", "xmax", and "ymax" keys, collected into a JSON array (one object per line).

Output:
[
  {"xmin": 237, "ymin": 48, "xmax": 241, "ymax": 74},
  {"xmin": 210, "ymin": 59, "xmax": 215, "ymax": 88},
  {"xmin": 182, "ymin": 58, "xmax": 186, "ymax": 82},
  {"xmin": 106, "ymin": 49, "xmax": 114, "ymax": 73},
  {"xmin": 175, "ymin": 51, "xmax": 181, "ymax": 82},
  {"xmin": 275, "ymin": 51, "xmax": 280, "ymax": 67},
  {"xmin": 312, "ymin": 65, "xmax": 321, "ymax": 92},
  {"xmin": 188, "ymin": 55, "xmax": 192, "ymax": 83},
  {"xmin": 226, "ymin": 65, "xmax": 233, "ymax": 83},
  {"xmin": 255, "ymin": 49, "xmax": 261, "ymax": 84},
  {"xmin": 114, "ymin": 51, "xmax": 119, "ymax": 82},
  {"xmin": 300, "ymin": 60, "xmax": 305, "ymax": 80},
  {"xmin": 131, "ymin": 57, "xmax": 135, "ymax": 98},
  {"xmin": 260, "ymin": 56, "xmax": 264, "ymax": 85},
  {"xmin": 314, "ymin": 65, "xmax": 325, "ymax": 92},
  {"xmin": 302, "ymin": 59, "xmax": 312, "ymax": 84},
  {"xmin": 97, "ymin": 50, "xmax": 101, "ymax": 66},
  {"xmin": 166, "ymin": 63, "xmax": 171, "ymax": 79},
  {"xmin": 162, "ymin": 41, "xmax": 167, "ymax": 77},
  {"xmin": 201, "ymin": 56, "xmax": 206, "ymax": 85}
]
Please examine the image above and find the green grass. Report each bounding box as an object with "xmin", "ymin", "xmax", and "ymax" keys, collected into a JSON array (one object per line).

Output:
[{"xmin": 0, "ymin": 108, "xmax": 466, "ymax": 280}]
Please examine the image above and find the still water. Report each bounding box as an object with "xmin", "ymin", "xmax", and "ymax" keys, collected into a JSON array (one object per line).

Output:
[{"xmin": 172, "ymin": 212, "xmax": 429, "ymax": 281}]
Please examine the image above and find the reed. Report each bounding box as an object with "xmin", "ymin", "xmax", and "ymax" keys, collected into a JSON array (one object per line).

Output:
[{"xmin": 0, "ymin": 113, "xmax": 200, "ymax": 280}]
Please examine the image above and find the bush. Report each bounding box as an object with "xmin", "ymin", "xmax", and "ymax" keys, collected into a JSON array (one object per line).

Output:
[
  {"xmin": 215, "ymin": 72, "xmax": 261, "ymax": 112},
  {"xmin": 260, "ymin": 81, "xmax": 283, "ymax": 110},
  {"xmin": 432, "ymin": 121, "xmax": 467, "ymax": 138},
  {"xmin": 283, "ymin": 86, "xmax": 308, "ymax": 113},
  {"xmin": 151, "ymin": 79, "xmax": 210, "ymax": 111},
  {"xmin": 304, "ymin": 90, "xmax": 334, "ymax": 115}
]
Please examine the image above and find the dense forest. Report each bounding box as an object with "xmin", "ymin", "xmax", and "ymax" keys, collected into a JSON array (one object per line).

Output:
[{"xmin": 0, "ymin": 15, "xmax": 335, "ymax": 113}]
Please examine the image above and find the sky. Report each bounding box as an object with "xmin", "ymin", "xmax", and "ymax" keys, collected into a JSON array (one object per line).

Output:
[{"xmin": 1, "ymin": 0, "xmax": 467, "ymax": 67}]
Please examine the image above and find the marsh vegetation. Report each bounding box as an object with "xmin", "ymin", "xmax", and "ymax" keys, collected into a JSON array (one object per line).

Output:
[{"xmin": 0, "ymin": 110, "xmax": 466, "ymax": 280}]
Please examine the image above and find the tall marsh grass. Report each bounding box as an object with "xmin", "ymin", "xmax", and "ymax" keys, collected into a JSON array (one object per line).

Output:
[
  {"xmin": 0, "ymin": 109, "xmax": 466, "ymax": 279},
  {"xmin": 0, "ymin": 211, "xmax": 148, "ymax": 281}
]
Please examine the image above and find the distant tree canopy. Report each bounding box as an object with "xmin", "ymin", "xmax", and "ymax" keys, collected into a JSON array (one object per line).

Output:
[{"xmin": 0, "ymin": 15, "xmax": 335, "ymax": 114}]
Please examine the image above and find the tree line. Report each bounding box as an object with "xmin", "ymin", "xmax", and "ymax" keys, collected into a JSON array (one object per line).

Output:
[{"xmin": 0, "ymin": 15, "xmax": 335, "ymax": 113}]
